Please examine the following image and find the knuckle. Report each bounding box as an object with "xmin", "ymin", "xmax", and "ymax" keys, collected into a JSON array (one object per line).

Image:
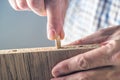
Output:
[
  {"xmin": 29, "ymin": 0, "xmax": 39, "ymax": 9},
  {"xmin": 28, "ymin": 0, "xmax": 46, "ymax": 16},
  {"xmin": 17, "ymin": 1, "xmax": 27, "ymax": 9},
  {"xmin": 48, "ymin": 21, "xmax": 63, "ymax": 31},
  {"xmin": 105, "ymin": 40, "xmax": 116, "ymax": 52},
  {"xmin": 8, "ymin": 0, "xmax": 20, "ymax": 10},
  {"xmin": 99, "ymin": 28, "xmax": 106, "ymax": 33},
  {"xmin": 98, "ymin": 28, "xmax": 107, "ymax": 36},
  {"xmin": 13, "ymin": 6, "xmax": 20, "ymax": 11},
  {"xmin": 76, "ymin": 55, "xmax": 90, "ymax": 70},
  {"xmin": 61, "ymin": 61, "xmax": 71, "ymax": 73}
]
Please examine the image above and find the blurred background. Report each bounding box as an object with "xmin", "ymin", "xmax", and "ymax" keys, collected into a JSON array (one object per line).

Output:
[{"xmin": 0, "ymin": 0, "xmax": 54, "ymax": 50}]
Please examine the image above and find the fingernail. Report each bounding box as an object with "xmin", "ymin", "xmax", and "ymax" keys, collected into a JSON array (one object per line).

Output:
[
  {"xmin": 52, "ymin": 70, "xmax": 62, "ymax": 77},
  {"xmin": 54, "ymin": 70, "xmax": 66, "ymax": 77},
  {"xmin": 48, "ymin": 29, "xmax": 56, "ymax": 40}
]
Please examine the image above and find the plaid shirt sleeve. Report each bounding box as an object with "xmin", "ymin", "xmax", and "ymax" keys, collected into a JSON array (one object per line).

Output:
[{"xmin": 62, "ymin": 0, "xmax": 120, "ymax": 45}]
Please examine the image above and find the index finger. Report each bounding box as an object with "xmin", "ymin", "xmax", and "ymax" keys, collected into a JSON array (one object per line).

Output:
[
  {"xmin": 45, "ymin": 0, "xmax": 68, "ymax": 40},
  {"xmin": 68, "ymin": 26, "xmax": 120, "ymax": 45}
]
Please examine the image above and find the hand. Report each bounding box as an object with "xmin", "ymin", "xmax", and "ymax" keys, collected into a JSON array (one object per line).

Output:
[
  {"xmin": 51, "ymin": 26, "xmax": 120, "ymax": 80},
  {"xmin": 8, "ymin": 0, "xmax": 68, "ymax": 40}
]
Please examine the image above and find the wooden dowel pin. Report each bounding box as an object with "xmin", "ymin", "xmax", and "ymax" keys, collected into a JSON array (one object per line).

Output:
[{"xmin": 55, "ymin": 35, "xmax": 61, "ymax": 49}]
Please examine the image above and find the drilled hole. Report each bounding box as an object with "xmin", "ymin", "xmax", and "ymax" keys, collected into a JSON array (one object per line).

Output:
[{"xmin": 12, "ymin": 50, "xmax": 17, "ymax": 52}]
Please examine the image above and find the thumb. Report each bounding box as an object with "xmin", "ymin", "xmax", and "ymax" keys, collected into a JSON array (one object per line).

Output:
[{"xmin": 45, "ymin": 0, "xmax": 68, "ymax": 40}]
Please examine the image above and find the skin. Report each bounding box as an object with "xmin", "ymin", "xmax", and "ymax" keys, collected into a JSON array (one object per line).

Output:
[
  {"xmin": 51, "ymin": 26, "xmax": 120, "ymax": 80},
  {"xmin": 8, "ymin": 0, "xmax": 68, "ymax": 40}
]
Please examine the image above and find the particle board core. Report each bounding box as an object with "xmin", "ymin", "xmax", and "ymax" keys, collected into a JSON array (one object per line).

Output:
[{"xmin": 0, "ymin": 44, "xmax": 99, "ymax": 80}]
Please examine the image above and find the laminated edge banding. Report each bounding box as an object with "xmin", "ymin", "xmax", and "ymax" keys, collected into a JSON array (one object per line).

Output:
[{"xmin": 0, "ymin": 44, "xmax": 100, "ymax": 54}]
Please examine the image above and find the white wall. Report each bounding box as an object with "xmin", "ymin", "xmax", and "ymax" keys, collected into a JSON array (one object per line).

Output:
[{"xmin": 0, "ymin": 0, "xmax": 54, "ymax": 50}]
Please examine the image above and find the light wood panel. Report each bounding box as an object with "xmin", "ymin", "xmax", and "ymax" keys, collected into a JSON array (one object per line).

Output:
[{"xmin": 0, "ymin": 44, "xmax": 99, "ymax": 80}]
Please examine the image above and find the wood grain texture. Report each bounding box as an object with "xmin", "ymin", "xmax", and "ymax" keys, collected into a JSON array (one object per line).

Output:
[{"xmin": 0, "ymin": 44, "xmax": 99, "ymax": 80}]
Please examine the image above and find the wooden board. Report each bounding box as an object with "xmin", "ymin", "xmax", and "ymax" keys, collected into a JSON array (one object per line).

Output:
[{"xmin": 0, "ymin": 44, "xmax": 99, "ymax": 80}]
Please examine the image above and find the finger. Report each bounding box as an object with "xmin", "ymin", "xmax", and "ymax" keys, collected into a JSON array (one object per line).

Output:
[
  {"xmin": 16, "ymin": 0, "xmax": 30, "ymax": 10},
  {"xmin": 51, "ymin": 67, "xmax": 116, "ymax": 80},
  {"xmin": 109, "ymin": 40, "xmax": 120, "ymax": 65},
  {"xmin": 46, "ymin": 0, "xmax": 67, "ymax": 40},
  {"xmin": 52, "ymin": 41, "xmax": 115, "ymax": 77},
  {"xmin": 8, "ymin": 0, "xmax": 21, "ymax": 10},
  {"xmin": 69, "ymin": 26, "xmax": 120, "ymax": 45},
  {"xmin": 26, "ymin": 0, "xmax": 46, "ymax": 16}
]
